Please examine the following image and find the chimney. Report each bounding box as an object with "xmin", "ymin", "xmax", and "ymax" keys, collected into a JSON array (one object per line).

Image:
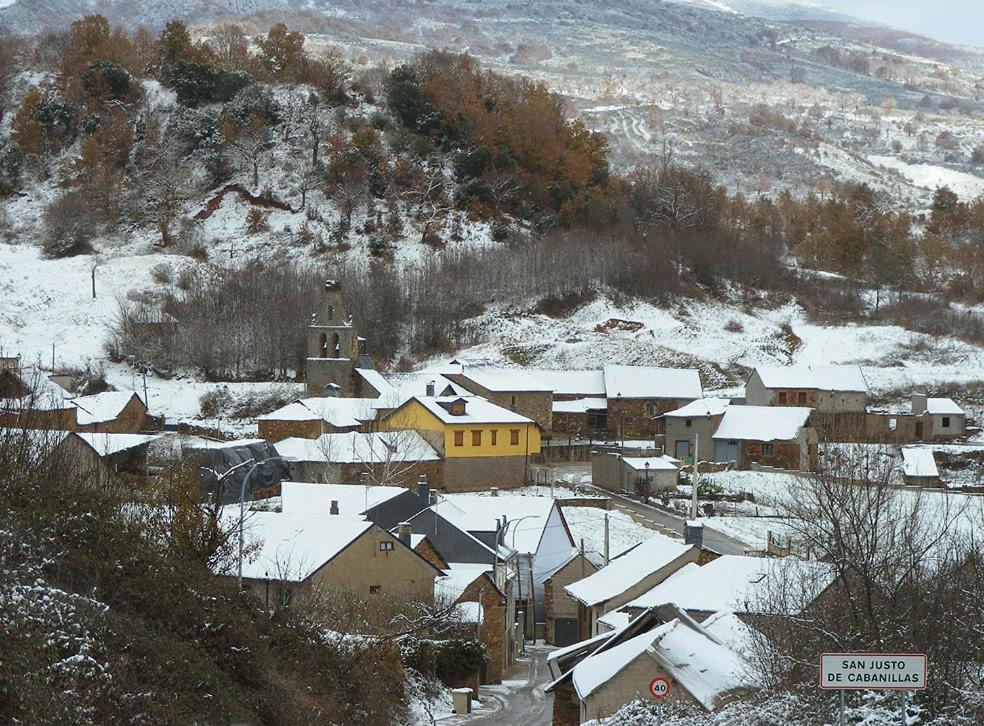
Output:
[
  {"xmin": 397, "ymin": 522, "xmax": 411, "ymax": 547},
  {"xmin": 425, "ymin": 380, "xmax": 436, "ymax": 397},
  {"xmin": 911, "ymin": 388, "xmax": 928, "ymax": 416},
  {"xmin": 324, "ymin": 382, "xmax": 341, "ymax": 398},
  {"xmin": 329, "ymin": 499, "xmax": 339, "ymax": 516},
  {"xmin": 490, "ymin": 487, "xmax": 499, "ymax": 497},
  {"xmin": 684, "ymin": 520, "xmax": 703, "ymax": 548},
  {"xmin": 417, "ymin": 474, "xmax": 430, "ymax": 504}
]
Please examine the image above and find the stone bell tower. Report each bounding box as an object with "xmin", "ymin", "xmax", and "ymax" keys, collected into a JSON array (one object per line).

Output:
[{"xmin": 305, "ymin": 280, "xmax": 363, "ymax": 397}]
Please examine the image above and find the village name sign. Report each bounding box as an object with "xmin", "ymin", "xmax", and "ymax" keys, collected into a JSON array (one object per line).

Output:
[{"xmin": 820, "ymin": 653, "xmax": 927, "ymax": 690}]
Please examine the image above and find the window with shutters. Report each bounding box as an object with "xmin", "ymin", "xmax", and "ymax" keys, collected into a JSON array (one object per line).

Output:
[
  {"xmin": 472, "ymin": 430, "xmax": 482, "ymax": 446},
  {"xmin": 510, "ymin": 429, "xmax": 520, "ymax": 445},
  {"xmin": 453, "ymin": 431, "xmax": 464, "ymax": 447}
]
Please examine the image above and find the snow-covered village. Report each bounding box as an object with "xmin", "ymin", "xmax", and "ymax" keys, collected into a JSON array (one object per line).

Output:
[{"xmin": 0, "ymin": 0, "xmax": 983, "ymax": 724}]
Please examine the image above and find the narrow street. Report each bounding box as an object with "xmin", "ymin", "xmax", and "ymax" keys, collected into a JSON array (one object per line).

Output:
[{"xmin": 464, "ymin": 645, "xmax": 555, "ymax": 726}]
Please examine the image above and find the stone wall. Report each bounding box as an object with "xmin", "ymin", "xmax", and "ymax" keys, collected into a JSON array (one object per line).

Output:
[
  {"xmin": 339, "ymin": 459, "xmax": 444, "ymax": 489},
  {"xmin": 258, "ymin": 418, "xmax": 325, "ymax": 442},
  {"xmin": 456, "ymin": 573, "xmax": 507, "ymax": 684},
  {"xmin": 76, "ymin": 396, "xmax": 151, "ymax": 434},
  {"xmin": 445, "ymin": 374, "xmax": 553, "ymax": 431},
  {"xmin": 443, "ymin": 455, "xmax": 527, "ymax": 491},
  {"xmin": 551, "ymin": 410, "xmax": 586, "ymax": 435},
  {"xmin": 551, "ymin": 685, "xmax": 580, "ymax": 726},
  {"xmin": 738, "ymin": 440, "xmax": 802, "ymax": 471},
  {"xmin": 544, "ymin": 554, "xmax": 598, "ymax": 645},
  {"xmin": 606, "ymin": 398, "xmax": 680, "ymax": 439}
]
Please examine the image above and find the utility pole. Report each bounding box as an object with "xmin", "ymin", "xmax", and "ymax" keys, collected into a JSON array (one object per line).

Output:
[
  {"xmin": 91, "ymin": 264, "xmax": 96, "ymax": 299},
  {"xmin": 691, "ymin": 433, "xmax": 700, "ymax": 521},
  {"xmin": 580, "ymin": 538, "xmax": 585, "ymax": 578},
  {"xmin": 603, "ymin": 512, "xmax": 610, "ymax": 566},
  {"xmin": 476, "ymin": 587, "xmax": 484, "ymax": 642}
]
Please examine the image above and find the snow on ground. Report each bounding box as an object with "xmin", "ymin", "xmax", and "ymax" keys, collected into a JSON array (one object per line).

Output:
[
  {"xmin": 562, "ymin": 505, "xmax": 657, "ymax": 559},
  {"xmin": 868, "ymin": 155, "xmax": 984, "ymax": 202}
]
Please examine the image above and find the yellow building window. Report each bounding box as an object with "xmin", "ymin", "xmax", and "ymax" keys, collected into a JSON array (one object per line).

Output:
[
  {"xmin": 491, "ymin": 430, "xmax": 497, "ymax": 445},
  {"xmin": 454, "ymin": 431, "xmax": 464, "ymax": 447},
  {"xmin": 472, "ymin": 430, "xmax": 482, "ymax": 446},
  {"xmin": 510, "ymin": 429, "xmax": 520, "ymax": 445}
]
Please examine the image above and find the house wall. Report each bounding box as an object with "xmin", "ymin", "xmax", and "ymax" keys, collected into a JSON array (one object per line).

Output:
[
  {"xmin": 582, "ymin": 651, "xmax": 701, "ymax": 722},
  {"xmin": 445, "ymin": 374, "xmax": 553, "ymax": 431},
  {"xmin": 664, "ymin": 415, "xmax": 721, "ymax": 462},
  {"xmin": 544, "ymin": 555, "xmax": 598, "ymax": 645},
  {"xmin": 456, "ymin": 573, "xmax": 508, "ymax": 684},
  {"xmin": 607, "ymin": 398, "xmax": 687, "ymax": 439},
  {"xmin": 931, "ymin": 413, "xmax": 964, "ymax": 438},
  {"xmin": 310, "ymin": 527, "xmax": 436, "ymax": 603},
  {"xmin": 443, "ymin": 456, "xmax": 527, "ymax": 491},
  {"xmin": 74, "ymin": 395, "xmax": 151, "ymax": 434},
  {"xmin": 552, "ymin": 685, "xmax": 580, "ymax": 726},
  {"xmin": 737, "ymin": 439, "xmax": 803, "ymax": 471},
  {"xmin": 743, "ymin": 371, "xmax": 770, "ymax": 406},
  {"xmin": 532, "ymin": 506, "xmax": 576, "ymax": 623},
  {"xmin": 590, "ymin": 453, "xmax": 677, "ymax": 495},
  {"xmin": 413, "ymin": 539, "xmax": 450, "ymax": 570},
  {"xmin": 258, "ymin": 418, "xmax": 326, "ymax": 442}
]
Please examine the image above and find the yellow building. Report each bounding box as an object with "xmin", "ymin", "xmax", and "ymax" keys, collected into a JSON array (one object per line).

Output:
[{"xmin": 382, "ymin": 396, "xmax": 541, "ymax": 491}]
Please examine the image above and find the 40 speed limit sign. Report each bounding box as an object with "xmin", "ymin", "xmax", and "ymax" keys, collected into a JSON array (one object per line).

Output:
[{"xmin": 649, "ymin": 677, "xmax": 671, "ymax": 699}]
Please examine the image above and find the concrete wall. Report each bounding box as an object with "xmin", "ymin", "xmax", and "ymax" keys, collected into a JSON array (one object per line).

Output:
[
  {"xmin": 664, "ymin": 415, "xmax": 721, "ymax": 461},
  {"xmin": 590, "ymin": 452, "xmax": 677, "ymax": 494}
]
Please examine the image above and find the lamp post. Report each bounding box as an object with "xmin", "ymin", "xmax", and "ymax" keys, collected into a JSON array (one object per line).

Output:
[
  {"xmin": 238, "ymin": 456, "xmax": 285, "ymax": 592},
  {"xmin": 644, "ymin": 460, "xmax": 651, "ymax": 503},
  {"xmin": 506, "ymin": 515, "xmax": 538, "ymax": 648}
]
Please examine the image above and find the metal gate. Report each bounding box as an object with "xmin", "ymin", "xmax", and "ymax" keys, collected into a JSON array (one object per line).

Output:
[
  {"xmin": 714, "ymin": 439, "xmax": 739, "ymax": 463},
  {"xmin": 553, "ymin": 618, "xmax": 579, "ymax": 647}
]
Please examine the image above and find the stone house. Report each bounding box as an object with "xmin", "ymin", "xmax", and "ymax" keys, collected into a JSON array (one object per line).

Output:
[
  {"xmin": 444, "ymin": 365, "xmax": 555, "ymax": 431},
  {"xmin": 380, "ymin": 395, "xmax": 541, "ymax": 491},
  {"xmin": 435, "ymin": 564, "xmax": 511, "ymax": 685},
  {"xmin": 257, "ymin": 397, "xmax": 381, "ymax": 442},
  {"xmin": 565, "ymin": 534, "xmax": 699, "ymax": 640},
  {"xmin": 604, "ymin": 365, "xmax": 703, "ymax": 439},
  {"xmin": 551, "ymin": 612, "xmax": 757, "ymax": 723},
  {"xmin": 662, "ymin": 397, "xmax": 731, "ymax": 462},
  {"xmin": 543, "ymin": 552, "xmax": 600, "ymax": 646},
  {"xmin": 712, "ymin": 406, "xmax": 816, "ymax": 471},
  {"xmin": 745, "ymin": 365, "xmax": 868, "ymax": 441},
  {"xmin": 54, "ymin": 431, "xmax": 160, "ymax": 483},
  {"xmin": 229, "ymin": 509, "xmax": 441, "ymax": 608},
  {"xmin": 590, "ymin": 452, "xmax": 679, "ymax": 495},
  {"xmin": 551, "ymin": 398, "xmax": 609, "ymax": 437},
  {"xmin": 868, "ymin": 392, "xmax": 967, "ymax": 443},
  {"xmin": 273, "ymin": 430, "xmax": 442, "ymax": 487}
]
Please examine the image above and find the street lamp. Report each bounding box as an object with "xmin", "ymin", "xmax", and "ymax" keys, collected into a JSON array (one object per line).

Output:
[
  {"xmin": 505, "ymin": 514, "xmax": 538, "ymax": 649},
  {"xmin": 238, "ymin": 456, "xmax": 285, "ymax": 592},
  {"xmin": 644, "ymin": 460, "xmax": 651, "ymax": 503}
]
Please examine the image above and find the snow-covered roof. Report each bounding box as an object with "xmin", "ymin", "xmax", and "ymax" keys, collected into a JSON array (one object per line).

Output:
[
  {"xmin": 355, "ymin": 368, "xmax": 394, "ymax": 397},
  {"xmin": 701, "ymin": 611, "xmax": 764, "ymax": 659},
  {"xmin": 561, "ymin": 507, "xmax": 655, "ymax": 563},
  {"xmin": 926, "ymin": 398, "xmax": 963, "ymax": 415},
  {"xmin": 713, "ymin": 406, "xmax": 812, "ymax": 442},
  {"xmin": 527, "ymin": 369, "xmax": 607, "ymax": 397},
  {"xmin": 564, "ymin": 534, "xmax": 695, "ymax": 607},
  {"xmin": 603, "ymin": 365, "xmax": 703, "ymax": 400},
  {"xmin": 406, "ymin": 396, "xmax": 534, "ymax": 425},
  {"xmin": 453, "ymin": 367, "xmax": 553, "ymax": 392},
  {"xmin": 621, "ymin": 455, "xmax": 680, "ymax": 472},
  {"xmin": 625, "ymin": 556, "xmax": 834, "ymax": 615},
  {"xmin": 901, "ymin": 447, "xmax": 939, "ymax": 479},
  {"xmin": 379, "ymin": 373, "xmax": 472, "ymax": 406},
  {"xmin": 435, "ymin": 563, "xmax": 493, "ymax": 603},
  {"xmin": 552, "ymin": 397, "xmax": 608, "ymax": 414},
  {"xmin": 432, "ymin": 495, "xmax": 559, "ymax": 555},
  {"xmin": 222, "ymin": 509, "xmax": 373, "ymax": 582},
  {"xmin": 754, "ymin": 365, "xmax": 868, "ymax": 393},
  {"xmin": 71, "ymin": 391, "xmax": 142, "ymax": 425},
  {"xmin": 274, "ymin": 430, "xmax": 439, "ymax": 464},
  {"xmin": 280, "ymin": 481, "xmax": 409, "ymax": 517},
  {"xmin": 257, "ymin": 397, "xmax": 380, "ymax": 426},
  {"xmin": 73, "ymin": 432, "xmax": 161, "ymax": 457},
  {"xmin": 663, "ymin": 397, "xmax": 731, "ymax": 418},
  {"xmin": 571, "ymin": 618, "xmax": 754, "ymax": 709}
]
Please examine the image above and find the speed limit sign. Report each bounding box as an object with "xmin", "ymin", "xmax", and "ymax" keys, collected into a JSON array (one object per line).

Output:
[{"xmin": 649, "ymin": 677, "xmax": 671, "ymax": 699}]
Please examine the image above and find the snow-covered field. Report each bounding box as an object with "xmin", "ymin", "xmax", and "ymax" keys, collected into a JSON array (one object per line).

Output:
[
  {"xmin": 868, "ymin": 155, "xmax": 984, "ymax": 202},
  {"xmin": 561, "ymin": 505, "xmax": 657, "ymax": 559}
]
